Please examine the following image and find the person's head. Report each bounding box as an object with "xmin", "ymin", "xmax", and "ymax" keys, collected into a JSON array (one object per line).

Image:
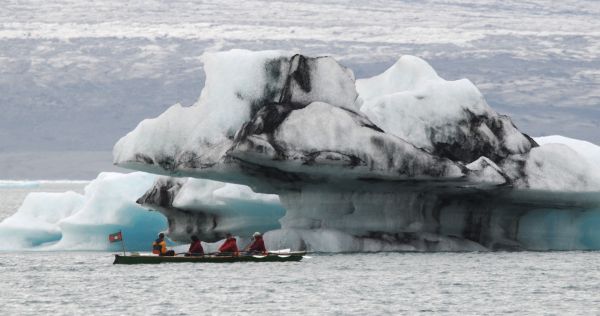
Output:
[
  {"xmin": 225, "ymin": 233, "xmax": 233, "ymax": 239},
  {"xmin": 191, "ymin": 235, "xmax": 199, "ymax": 242},
  {"xmin": 158, "ymin": 232, "xmax": 165, "ymax": 239},
  {"xmin": 253, "ymin": 232, "xmax": 261, "ymax": 238}
]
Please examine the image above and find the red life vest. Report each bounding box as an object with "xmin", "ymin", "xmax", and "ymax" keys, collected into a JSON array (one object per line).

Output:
[
  {"xmin": 188, "ymin": 240, "xmax": 204, "ymax": 255},
  {"xmin": 248, "ymin": 236, "xmax": 267, "ymax": 253},
  {"xmin": 218, "ymin": 237, "xmax": 238, "ymax": 254}
]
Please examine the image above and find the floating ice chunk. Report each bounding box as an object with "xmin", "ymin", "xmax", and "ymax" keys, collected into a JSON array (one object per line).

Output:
[
  {"xmin": 0, "ymin": 172, "xmax": 166, "ymax": 251},
  {"xmin": 0, "ymin": 180, "xmax": 41, "ymax": 189},
  {"xmin": 0, "ymin": 192, "xmax": 83, "ymax": 249},
  {"xmin": 50, "ymin": 172, "xmax": 166, "ymax": 250}
]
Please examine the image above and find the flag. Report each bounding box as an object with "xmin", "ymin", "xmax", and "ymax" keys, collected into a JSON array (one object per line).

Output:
[{"xmin": 108, "ymin": 231, "xmax": 123, "ymax": 243}]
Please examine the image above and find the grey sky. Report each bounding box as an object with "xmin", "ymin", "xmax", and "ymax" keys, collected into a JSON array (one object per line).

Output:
[{"xmin": 1, "ymin": 0, "xmax": 599, "ymax": 178}]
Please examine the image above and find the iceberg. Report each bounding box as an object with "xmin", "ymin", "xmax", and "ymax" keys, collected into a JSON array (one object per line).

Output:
[
  {"xmin": 7, "ymin": 50, "xmax": 598, "ymax": 252},
  {"xmin": 0, "ymin": 191, "xmax": 84, "ymax": 249},
  {"xmin": 112, "ymin": 49, "xmax": 600, "ymax": 252},
  {"xmin": 0, "ymin": 172, "xmax": 166, "ymax": 251}
]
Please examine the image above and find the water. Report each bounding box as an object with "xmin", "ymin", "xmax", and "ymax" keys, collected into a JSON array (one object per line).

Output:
[{"xmin": 1, "ymin": 252, "xmax": 599, "ymax": 315}]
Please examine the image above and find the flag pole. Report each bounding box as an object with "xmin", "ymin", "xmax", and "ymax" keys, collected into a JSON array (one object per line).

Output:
[{"xmin": 120, "ymin": 230, "xmax": 127, "ymax": 256}]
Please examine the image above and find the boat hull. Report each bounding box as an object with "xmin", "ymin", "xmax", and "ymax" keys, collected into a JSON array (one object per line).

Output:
[{"xmin": 113, "ymin": 253, "xmax": 305, "ymax": 264}]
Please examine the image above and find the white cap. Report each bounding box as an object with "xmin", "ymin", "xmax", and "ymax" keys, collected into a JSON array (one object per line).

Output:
[{"xmin": 253, "ymin": 232, "xmax": 261, "ymax": 237}]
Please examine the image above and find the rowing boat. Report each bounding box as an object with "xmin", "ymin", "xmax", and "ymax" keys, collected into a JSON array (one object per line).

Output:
[{"xmin": 113, "ymin": 252, "xmax": 306, "ymax": 264}]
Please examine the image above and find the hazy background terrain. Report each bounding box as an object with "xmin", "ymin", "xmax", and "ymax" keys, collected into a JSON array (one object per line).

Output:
[{"xmin": 1, "ymin": 0, "xmax": 599, "ymax": 179}]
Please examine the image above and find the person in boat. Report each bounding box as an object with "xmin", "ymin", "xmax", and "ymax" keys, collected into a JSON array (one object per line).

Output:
[
  {"xmin": 218, "ymin": 233, "xmax": 239, "ymax": 255},
  {"xmin": 185, "ymin": 235, "xmax": 204, "ymax": 257},
  {"xmin": 245, "ymin": 232, "xmax": 267, "ymax": 254},
  {"xmin": 152, "ymin": 233, "xmax": 175, "ymax": 256}
]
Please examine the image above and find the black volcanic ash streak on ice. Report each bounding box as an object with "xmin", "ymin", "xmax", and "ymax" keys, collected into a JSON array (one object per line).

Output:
[
  {"xmin": 235, "ymin": 54, "xmax": 327, "ymax": 144},
  {"xmin": 280, "ymin": 54, "xmax": 312, "ymax": 103},
  {"xmin": 247, "ymin": 56, "xmax": 290, "ymax": 118},
  {"xmin": 428, "ymin": 110, "xmax": 538, "ymax": 164},
  {"xmin": 234, "ymin": 54, "xmax": 347, "ymax": 161},
  {"xmin": 136, "ymin": 176, "xmax": 182, "ymax": 208}
]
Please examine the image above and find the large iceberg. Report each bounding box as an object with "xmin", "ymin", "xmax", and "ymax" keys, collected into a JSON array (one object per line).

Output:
[
  {"xmin": 5, "ymin": 50, "xmax": 597, "ymax": 252},
  {"xmin": 107, "ymin": 49, "xmax": 599, "ymax": 252}
]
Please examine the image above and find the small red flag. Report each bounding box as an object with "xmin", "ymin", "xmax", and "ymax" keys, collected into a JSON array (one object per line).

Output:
[{"xmin": 108, "ymin": 232, "xmax": 123, "ymax": 243}]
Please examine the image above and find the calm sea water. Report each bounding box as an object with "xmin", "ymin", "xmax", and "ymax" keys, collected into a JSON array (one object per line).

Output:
[
  {"xmin": 1, "ymin": 184, "xmax": 600, "ymax": 315},
  {"xmin": 1, "ymin": 251, "xmax": 599, "ymax": 315}
]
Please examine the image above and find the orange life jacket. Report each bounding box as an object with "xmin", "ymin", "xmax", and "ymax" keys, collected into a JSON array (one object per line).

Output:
[{"xmin": 152, "ymin": 239, "xmax": 166, "ymax": 255}]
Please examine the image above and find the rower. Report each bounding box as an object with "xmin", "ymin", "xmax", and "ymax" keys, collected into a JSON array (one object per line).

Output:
[
  {"xmin": 152, "ymin": 233, "xmax": 174, "ymax": 256},
  {"xmin": 185, "ymin": 235, "xmax": 204, "ymax": 257},
  {"xmin": 218, "ymin": 233, "xmax": 239, "ymax": 255},
  {"xmin": 246, "ymin": 232, "xmax": 267, "ymax": 254}
]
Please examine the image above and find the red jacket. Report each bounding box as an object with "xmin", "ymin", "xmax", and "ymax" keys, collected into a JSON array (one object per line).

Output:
[
  {"xmin": 248, "ymin": 236, "xmax": 267, "ymax": 253},
  {"xmin": 188, "ymin": 240, "xmax": 204, "ymax": 255},
  {"xmin": 218, "ymin": 237, "xmax": 238, "ymax": 253}
]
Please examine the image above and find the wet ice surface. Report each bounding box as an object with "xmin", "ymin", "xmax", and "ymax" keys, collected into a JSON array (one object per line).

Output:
[{"xmin": 1, "ymin": 252, "xmax": 599, "ymax": 315}]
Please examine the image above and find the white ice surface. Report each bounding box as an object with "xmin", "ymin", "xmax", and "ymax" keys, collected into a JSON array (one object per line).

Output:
[
  {"xmin": 173, "ymin": 179, "xmax": 281, "ymax": 211},
  {"xmin": 534, "ymin": 135, "xmax": 600, "ymax": 171},
  {"xmin": 113, "ymin": 50, "xmax": 291, "ymax": 170},
  {"xmin": 357, "ymin": 55, "xmax": 532, "ymax": 157},
  {"xmin": 503, "ymin": 143, "xmax": 600, "ymax": 192}
]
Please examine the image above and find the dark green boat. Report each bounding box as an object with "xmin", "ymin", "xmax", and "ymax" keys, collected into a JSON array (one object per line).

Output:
[{"xmin": 113, "ymin": 252, "xmax": 306, "ymax": 264}]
